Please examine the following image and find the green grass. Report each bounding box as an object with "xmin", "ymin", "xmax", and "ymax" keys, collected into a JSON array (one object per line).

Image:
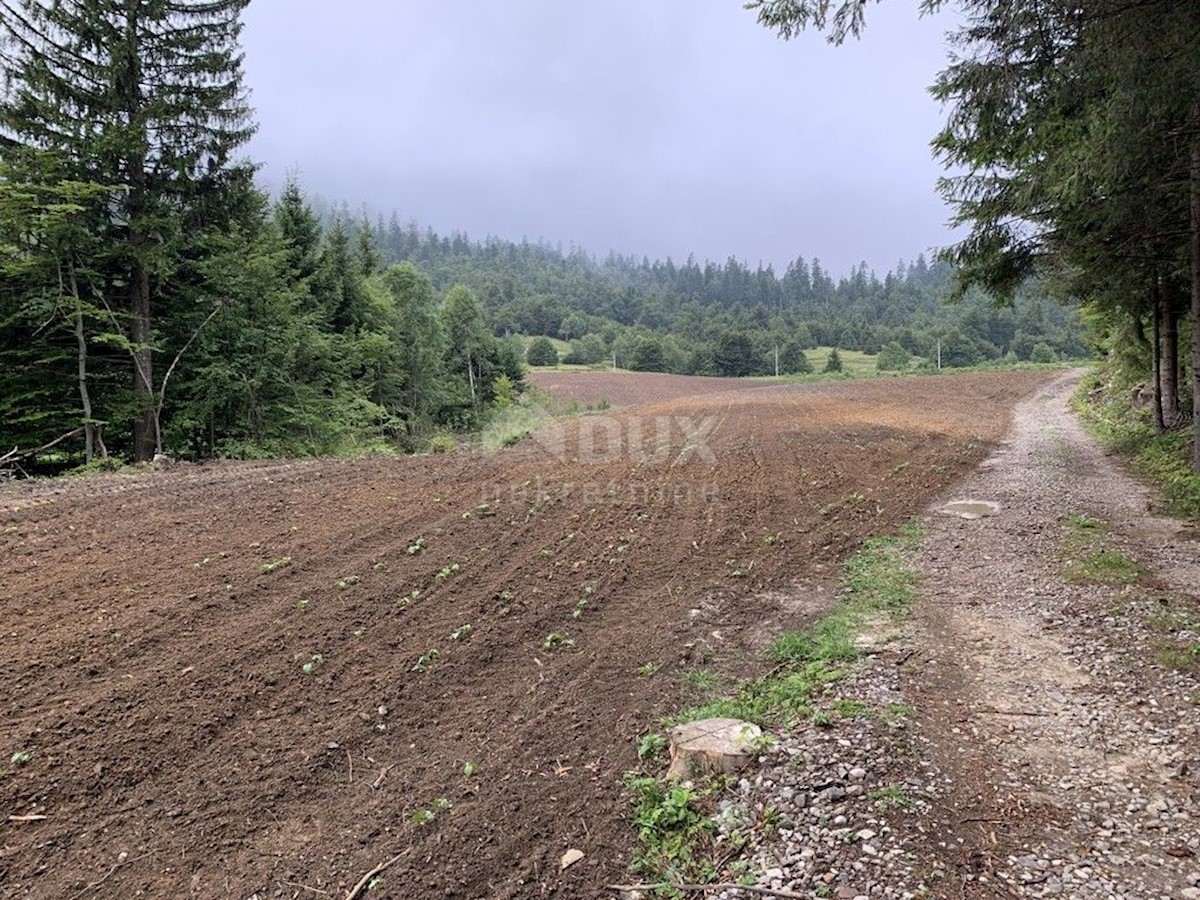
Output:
[
  {"xmin": 671, "ymin": 524, "xmax": 922, "ymax": 731},
  {"xmin": 1061, "ymin": 512, "xmax": 1142, "ymax": 585},
  {"xmin": 1066, "ymin": 548, "xmax": 1141, "ymax": 584},
  {"xmin": 868, "ymin": 783, "xmax": 916, "ymax": 809},
  {"xmin": 625, "ymin": 525, "xmax": 924, "ymax": 894},
  {"xmin": 805, "ymin": 346, "xmax": 877, "ymax": 377},
  {"xmin": 624, "ymin": 775, "xmax": 718, "ymax": 896},
  {"xmin": 1153, "ymin": 641, "xmax": 1200, "ymax": 675},
  {"xmin": 1073, "ymin": 366, "xmax": 1200, "ymax": 522}
]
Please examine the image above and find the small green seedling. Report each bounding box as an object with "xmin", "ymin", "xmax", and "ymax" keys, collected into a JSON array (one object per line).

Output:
[
  {"xmin": 407, "ymin": 538, "xmax": 426, "ymax": 556},
  {"xmin": 10, "ymin": 750, "xmax": 32, "ymax": 766},
  {"xmin": 261, "ymin": 556, "xmax": 292, "ymax": 574},
  {"xmin": 542, "ymin": 632, "xmax": 575, "ymax": 651},
  {"xmin": 451, "ymin": 624, "xmax": 473, "ymax": 641},
  {"xmin": 296, "ymin": 598, "xmax": 310, "ymax": 610},
  {"xmin": 335, "ymin": 575, "xmax": 360, "ymax": 590},
  {"xmin": 434, "ymin": 564, "xmax": 461, "ymax": 581},
  {"xmin": 637, "ymin": 733, "xmax": 667, "ymax": 760},
  {"xmin": 396, "ymin": 588, "xmax": 421, "ymax": 609},
  {"xmin": 302, "ymin": 653, "xmax": 324, "ymax": 675},
  {"xmin": 192, "ymin": 556, "xmax": 213, "ymax": 569},
  {"xmin": 572, "ymin": 599, "xmax": 588, "ymax": 619},
  {"xmin": 412, "ymin": 649, "xmax": 440, "ymax": 673},
  {"xmin": 411, "ymin": 797, "xmax": 451, "ymax": 826},
  {"xmin": 463, "ymin": 761, "xmax": 479, "ymax": 777},
  {"xmin": 411, "ymin": 808, "xmax": 436, "ymax": 826},
  {"xmin": 636, "ymin": 662, "xmax": 660, "ymax": 677}
]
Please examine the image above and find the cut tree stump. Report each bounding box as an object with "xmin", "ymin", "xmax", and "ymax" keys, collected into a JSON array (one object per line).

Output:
[{"xmin": 666, "ymin": 718, "xmax": 763, "ymax": 780}]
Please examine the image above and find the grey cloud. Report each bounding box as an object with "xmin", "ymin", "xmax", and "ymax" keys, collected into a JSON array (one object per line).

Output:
[{"xmin": 242, "ymin": 0, "xmax": 958, "ymax": 274}]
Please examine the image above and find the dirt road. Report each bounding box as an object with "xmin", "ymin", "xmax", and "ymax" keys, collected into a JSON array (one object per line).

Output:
[
  {"xmin": 909, "ymin": 372, "xmax": 1200, "ymax": 898},
  {"xmin": 0, "ymin": 371, "xmax": 1053, "ymax": 899},
  {"xmin": 711, "ymin": 372, "xmax": 1200, "ymax": 899}
]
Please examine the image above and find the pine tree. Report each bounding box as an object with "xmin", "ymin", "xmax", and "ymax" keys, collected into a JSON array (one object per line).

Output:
[{"xmin": 1, "ymin": 0, "xmax": 256, "ymax": 460}]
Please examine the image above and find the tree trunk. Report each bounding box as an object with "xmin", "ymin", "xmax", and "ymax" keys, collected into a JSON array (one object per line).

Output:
[
  {"xmin": 130, "ymin": 253, "xmax": 155, "ymax": 461},
  {"xmin": 122, "ymin": 3, "xmax": 155, "ymax": 462},
  {"xmin": 466, "ymin": 346, "xmax": 476, "ymax": 405},
  {"xmin": 1191, "ymin": 125, "xmax": 1200, "ymax": 472},
  {"xmin": 1162, "ymin": 280, "xmax": 1181, "ymax": 427},
  {"xmin": 69, "ymin": 261, "xmax": 96, "ymax": 462},
  {"xmin": 1152, "ymin": 283, "xmax": 1166, "ymax": 431}
]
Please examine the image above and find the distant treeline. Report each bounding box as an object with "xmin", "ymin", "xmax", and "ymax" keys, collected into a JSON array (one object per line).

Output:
[{"xmin": 337, "ymin": 209, "xmax": 1090, "ymax": 377}]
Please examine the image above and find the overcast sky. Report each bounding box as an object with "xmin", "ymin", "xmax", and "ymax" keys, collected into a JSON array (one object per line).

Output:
[{"xmin": 241, "ymin": 1, "xmax": 957, "ymax": 277}]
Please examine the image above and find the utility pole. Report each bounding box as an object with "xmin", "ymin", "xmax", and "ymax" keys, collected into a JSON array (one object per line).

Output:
[
  {"xmin": 937, "ymin": 339, "xmax": 942, "ymax": 371},
  {"xmin": 774, "ymin": 344, "xmax": 780, "ymax": 377}
]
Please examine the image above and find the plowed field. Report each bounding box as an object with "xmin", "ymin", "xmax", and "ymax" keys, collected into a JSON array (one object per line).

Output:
[{"xmin": 0, "ymin": 371, "xmax": 1053, "ymax": 900}]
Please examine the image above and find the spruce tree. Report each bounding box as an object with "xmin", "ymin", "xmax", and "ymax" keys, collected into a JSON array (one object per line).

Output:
[{"xmin": 1, "ymin": 0, "xmax": 256, "ymax": 460}]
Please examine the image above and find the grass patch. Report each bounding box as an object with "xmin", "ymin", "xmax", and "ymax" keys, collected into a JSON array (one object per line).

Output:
[
  {"xmin": 624, "ymin": 775, "xmax": 719, "ymax": 895},
  {"xmin": 626, "ymin": 527, "xmax": 923, "ymax": 892},
  {"xmin": 1154, "ymin": 641, "xmax": 1200, "ymax": 675},
  {"xmin": 671, "ymin": 526, "xmax": 922, "ymax": 732},
  {"xmin": 1061, "ymin": 513, "xmax": 1142, "ymax": 585},
  {"xmin": 1073, "ymin": 366, "xmax": 1200, "ymax": 522},
  {"xmin": 1065, "ymin": 548, "xmax": 1141, "ymax": 584},
  {"xmin": 868, "ymin": 783, "xmax": 916, "ymax": 810},
  {"xmin": 679, "ymin": 668, "xmax": 725, "ymax": 694}
]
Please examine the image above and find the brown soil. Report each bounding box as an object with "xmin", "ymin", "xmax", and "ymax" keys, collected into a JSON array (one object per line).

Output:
[
  {"xmin": 526, "ymin": 370, "xmax": 767, "ymax": 408},
  {"xmin": 0, "ymin": 370, "xmax": 1054, "ymax": 900}
]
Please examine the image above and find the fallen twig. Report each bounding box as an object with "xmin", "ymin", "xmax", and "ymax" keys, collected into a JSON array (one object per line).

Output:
[
  {"xmin": 371, "ymin": 764, "xmax": 394, "ymax": 790},
  {"xmin": 608, "ymin": 884, "xmax": 807, "ymax": 899},
  {"xmin": 7, "ymin": 814, "xmax": 48, "ymax": 822},
  {"xmin": 344, "ymin": 850, "xmax": 409, "ymax": 900}
]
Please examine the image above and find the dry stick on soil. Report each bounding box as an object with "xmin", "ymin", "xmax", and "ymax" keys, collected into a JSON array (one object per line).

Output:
[
  {"xmin": 344, "ymin": 850, "xmax": 409, "ymax": 900},
  {"xmin": 608, "ymin": 885, "xmax": 807, "ymax": 899},
  {"xmin": 7, "ymin": 814, "xmax": 49, "ymax": 822}
]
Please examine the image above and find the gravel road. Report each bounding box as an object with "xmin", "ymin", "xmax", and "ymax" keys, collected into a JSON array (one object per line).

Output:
[{"xmin": 708, "ymin": 371, "xmax": 1200, "ymax": 900}]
